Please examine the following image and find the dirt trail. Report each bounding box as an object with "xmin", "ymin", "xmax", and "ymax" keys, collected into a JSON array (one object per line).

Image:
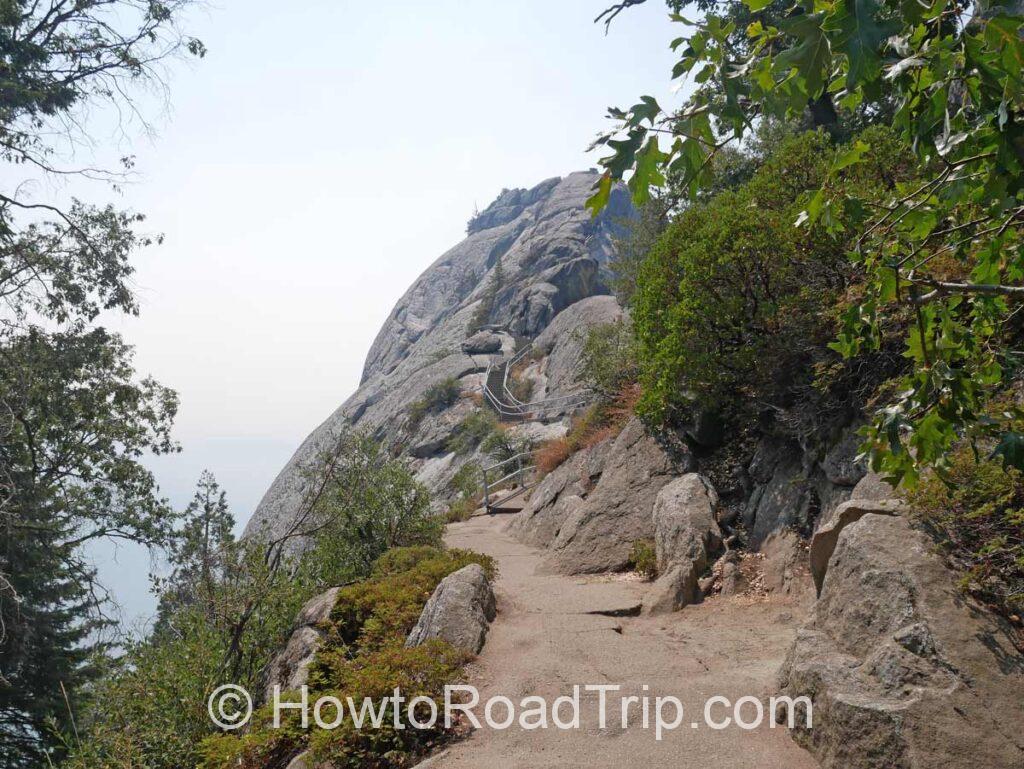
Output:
[{"xmin": 435, "ymin": 514, "xmax": 819, "ymax": 769}]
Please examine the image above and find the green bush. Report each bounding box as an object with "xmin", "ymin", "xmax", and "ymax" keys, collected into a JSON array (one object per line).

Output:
[
  {"xmin": 628, "ymin": 539, "xmax": 658, "ymax": 581},
  {"xmin": 632, "ymin": 127, "xmax": 913, "ymax": 434},
  {"xmin": 904, "ymin": 446, "xmax": 1024, "ymax": 616},
  {"xmin": 407, "ymin": 377, "xmax": 462, "ymax": 428},
  {"xmin": 579, "ymin": 318, "xmax": 639, "ymax": 401},
  {"xmin": 200, "ymin": 546, "xmax": 496, "ymax": 769},
  {"xmin": 447, "ymin": 412, "xmax": 498, "ymax": 455}
]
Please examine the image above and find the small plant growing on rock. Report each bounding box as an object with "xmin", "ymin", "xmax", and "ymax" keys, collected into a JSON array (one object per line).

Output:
[
  {"xmin": 447, "ymin": 412, "xmax": 499, "ymax": 455},
  {"xmin": 904, "ymin": 445, "xmax": 1024, "ymax": 618},
  {"xmin": 629, "ymin": 539, "xmax": 658, "ymax": 581},
  {"xmin": 406, "ymin": 377, "xmax": 463, "ymax": 429}
]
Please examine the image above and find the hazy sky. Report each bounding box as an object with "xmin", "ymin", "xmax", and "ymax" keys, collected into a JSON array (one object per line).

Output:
[{"xmin": 78, "ymin": 0, "xmax": 684, "ymax": 624}]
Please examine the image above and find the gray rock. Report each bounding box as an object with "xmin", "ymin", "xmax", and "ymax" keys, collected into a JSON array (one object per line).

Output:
[
  {"xmin": 460, "ymin": 330, "xmax": 503, "ymax": 354},
  {"xmin": 761, "ymin": 529, "xmax": 809, "ymax": 596},
  {"xmin": 821, "ymin": 428, "xmax": 868, "ymax": 486},
  {"xmin": 263, "ymin": 626, "xmax": 323, "ymax": 700},
  {"xmin": 717, "ymin": 558, "xmax": 742, "ymax": 597},
  {"xmin": 645, "ymin": 565, "xmax": 703, "ymax": 615},
  {"xmin": 778, "ymin": 514, "xmax": 1024, "ymax": 769},
  {"xmin": 850, "ymin": 469, "xmax": 897, "ymax": 502},
  {"xmin": 285, "ymin": 752, "xmax": 309, "ymax": 769},
  {"xmin": 294, "ymin": 586, "xmax": 341, "ymax": 627},
  {"xmin": 809, "ymin": 498, "xmax": 904, "ymax": 595},
  {"xmin": 532, "ymin": 295, "xmax": 623, "ymax": 401},
  {"xmin": 744, "ymin": 448, "xmax": 813, "ymax": 547},
  {"xmin": 653, "ymin": 474, "xmax": 721, "ymax": 568},
  {"xmin": 246, "ymin": 172, "xmax": 633, "ymax": 546},
  {"xmin": 644, "ymin": 474, "xmax": 722, "ymax": 614},
  {"xmin": 406, "ymin": 564, "xmax": 496, "ymax": 654},
  {"xmin": 510, "ymin": 418, "xmax": 695, "ymax": 574},
  {"xmin": 262, "ymin": 587, "xmax": 341, "ymax": 701}
]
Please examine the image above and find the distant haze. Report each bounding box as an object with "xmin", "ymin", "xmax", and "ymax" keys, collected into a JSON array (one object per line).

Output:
[{"xmin": 81, "ymin": 0, "xmax": 683, "ymax": 626}]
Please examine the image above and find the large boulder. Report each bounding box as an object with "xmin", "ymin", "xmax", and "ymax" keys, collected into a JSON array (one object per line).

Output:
[
  {"xmin": 263, "ymin": 587, "xmax": 341, "ymax": 701},
  {"xmin": 406, "ymin": 564, "xmax": 496, "ymax": 654},
  {"xmin": 645, "ymin": 474, "xmax": 723, "ymax": 614},
  {"xmin": 778, "ymin": 514, "xmax": 1024, "ymax": 768},
  {"xmin": 809, "ymin": 498, "xmax": 904, "ymax": 595},
  {"xmin": 460, "ymin": 330, "xmax": 503, "ymax": 355},
  {"xmin": 508, "ymin": 418, "xmax": 695, "ymax": 574}
]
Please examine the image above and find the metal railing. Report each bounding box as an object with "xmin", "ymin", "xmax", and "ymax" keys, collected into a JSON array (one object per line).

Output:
[
  {"xmin": 482, "ymin": 343, "xmax": 590, "ymax": 422},
  {"xmin": 482, "ymin": 451, "xmax": 537, "ymax": 513}
]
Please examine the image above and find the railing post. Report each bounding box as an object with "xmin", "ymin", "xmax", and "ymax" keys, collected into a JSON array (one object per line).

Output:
[{"xmin": 483, "ymin": 466, "xmax": 490, "ymax": 509}]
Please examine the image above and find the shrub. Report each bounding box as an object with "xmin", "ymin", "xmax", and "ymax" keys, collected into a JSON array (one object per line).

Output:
[
  {"xmin": 200, "ymin": 546, "xmax": 495, "ymax": 769},
  {"xmin": 903, "ymin": 446, "xmax": 1024, "ymax": 617},
  {"xmin": 447, "ymin": 412, "xmax": 498, "ymax": 455},
  {"xmin": 533, "ymin": 387, "xmax": 640, "ymax": 474},
  {"xmin": 629, "ymin": 540, "xmax": 658, "ymax": 581},
  {"xmin": 632, "ymin": 127, "xmax": 913, "ymax": 434},
  {"xmin": 445, "ymin": 496, "xmax": 478, "ymax": 522},
  {"xmin": 407, "ymin": 377, "xmax": 462, "ymax": 428},
  {"xmin": 480, "ymin": 425, "xmax": 530, "ymax": 463},
  {"xmin": 580, "ymin": 318, "xmax": 639, "ymax": 401}
]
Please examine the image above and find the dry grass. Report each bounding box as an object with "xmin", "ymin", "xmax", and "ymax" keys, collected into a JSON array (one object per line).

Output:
[
  {"xmin": 535, "ymin": 438, "xmax": 573, "ymax": 474},
  {"xmin": 532, "ymin": 382, "xmax": 640, "ymax": 474}
]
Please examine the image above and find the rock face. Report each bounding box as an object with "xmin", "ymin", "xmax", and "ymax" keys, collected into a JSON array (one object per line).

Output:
[
  {"xmin": 245, "ymin": 172, "xmax": 633, "ymax": 544},
  {"xmin": 531, "ymin": 294, "xmax": 623, "ymax": 401},
  {"xmin": 406, "ymin": 564, "xmax": 496, "ymax": 654},
  {"xmin": 809, "ymin": 497, "xmax": 903, "ymax": 595},
  {"xmin": 507, "ymin": 417, "xmax": 695, "ymax": 574},
  {"xmin": 263, "ymin": 587, "xmax": 341, "ymax": 701},
  {"xmin": 644, "ymin": 474, "xmax": 723, "ymax": 614},
  {"xmin": 778, "ymin": 514, "xmax": 1024, "ymax": 769}
]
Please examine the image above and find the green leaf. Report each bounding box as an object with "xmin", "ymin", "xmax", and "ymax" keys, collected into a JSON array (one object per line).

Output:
[
  {"xmin": 992, "ymin": 431, "xmax": 1024, "ymax": 471},
  {"xmin": 629, "ymin": 96, "xmax": 663, "ymax": 126},
  {"xmin": 628, "ymin": 137, "xmax": 668, "ymax": 205},
  {"xmin": 776, "ymin": 14, "xmax": 832, "ymax": 97},
  {"xmin": 743, "ymin": 0, "xmax": 774, "ymax": 10},
  {"xmin": 823, "ymin": 0, "xmax": 897, "ymax": 88},
  {"xmin": 831, "ymin": 139, "xmax": 870, "ymax": 171},
  {"xmin": 585, "ymin": 174, "xmax": 613, "ymax": 217}
]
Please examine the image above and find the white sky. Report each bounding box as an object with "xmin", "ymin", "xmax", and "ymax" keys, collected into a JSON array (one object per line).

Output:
[{"xmin": 72, "ymin": 0, "xmax": 684, "ymax": 623}]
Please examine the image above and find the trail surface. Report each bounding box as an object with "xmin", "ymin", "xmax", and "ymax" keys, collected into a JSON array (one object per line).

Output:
[{"xmin": 435, "ymin": 514, "xmax": 819, "ymax": 769}]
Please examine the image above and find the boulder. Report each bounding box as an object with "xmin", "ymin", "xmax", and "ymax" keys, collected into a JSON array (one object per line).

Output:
[
  {"xmin": 264, "ymin": 627, "xmax": 322, "ymax": 698},
  {"xmin": 809, "ymin": 498, "xmax": 903, "ymax": 595},
  {"xmin": 820, "ymin": 428, "xmax": 868, "ymax": 487},
  {"xmin": 406, "ymin": 564, "xmax": 496, "ymax": 654},
  {"xmin": 778, "ymin": 514, "xmax": 1024, "ymax": 768},
  {"xmin": 849, "ymin": 469, "xmax": 897, "ymax": 502},
  {"xmin": 510, "ymin": 418, "xmax": 695, "ymax": 574},
  {"xmin": 761, "ymin": 529, "xmax": 809, "ymax": 596},
  {"xmin": 460, "ymin": 331, "xmax": 503, "ymax": 355},
  {"xmin": 263, "ymin": 586, "xmax": 342, "ymax": 700},
  {"xmin": 294, "ymin": 586, "xmax": 341, "ymax": 627},
  {"xmin": 653, "ymin": 474, "xmax": 722, "ymax": 566},
  {"xmin": 285, "ymin": 752, "xmax": 310, "ymax": 769},
  {"xmin": 644, "ymin": 474, "xmax": 722, "ymax": 614}
]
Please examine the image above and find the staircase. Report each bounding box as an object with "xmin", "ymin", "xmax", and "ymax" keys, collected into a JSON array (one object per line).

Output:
[
  {"xmin": 477, "ymin": 338, "xmax": 593, "ymax": 513},
  {"xmin": 481, "ymin": 343, "xmax": 589, "ymax": 423}
]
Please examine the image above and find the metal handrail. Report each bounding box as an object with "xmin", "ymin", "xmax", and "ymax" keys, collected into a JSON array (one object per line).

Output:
[
  {"xmin": 482, "ymin": 451, "xmax": 538, "ymax": 512},
  {"xmin": 482, "ymin": 341, "xmax": 591, "ymax": 421}
]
